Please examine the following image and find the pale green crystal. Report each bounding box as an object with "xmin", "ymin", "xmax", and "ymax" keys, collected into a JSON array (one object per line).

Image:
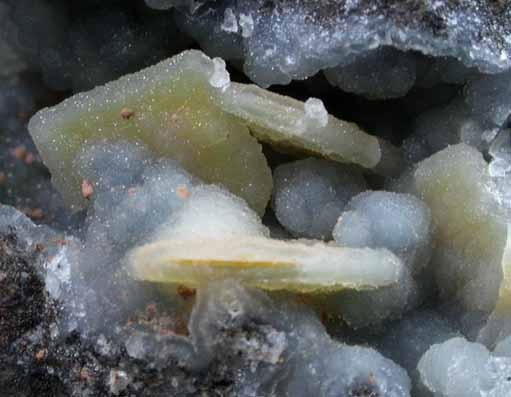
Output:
[{"xmin": 28, "ymin": 50, "xmax": 272, "ymax": 214}]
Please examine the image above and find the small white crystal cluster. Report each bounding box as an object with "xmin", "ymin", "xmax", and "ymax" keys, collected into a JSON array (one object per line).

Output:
[
  {"xmin": 209, "ymin": 57, "xmax": 231, "ymax": 90},
  {"xmin": 220, "ymin": 8, "xmax": 254, "ymax": 38}
]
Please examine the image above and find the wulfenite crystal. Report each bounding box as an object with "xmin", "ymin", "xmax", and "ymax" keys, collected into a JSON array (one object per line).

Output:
[
  {"xmin": 129, "ymin": 236, "xmax": 402, "ymax": 293},
  {"xmin": 217, "ymin": 82, "xmax": 403, "ymax": 176},
  {"xmin": 28, "ymin": 50, "xmax": 272, "ymax": 214},
  {"xmin": 406, "ymin": 144, "xmax": 510, "ymax": 314},
  {"xmin": 128, "ymin": 184, "xmax": 403, "ymax": 293}
]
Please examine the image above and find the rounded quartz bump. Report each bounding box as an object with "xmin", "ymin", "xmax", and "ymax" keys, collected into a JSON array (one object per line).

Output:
[
  {"xmin": 324, "ymin": 191, "xmax": 434, "ymax": 328},
  {"xmin": 378, "ymin": 310, "xmax": 459, "ymax": 395},
  {"xmin": 324, "ymin": 47, "xmax": 417, "ymax": 99},
  {"xmin": 272, "ymin": 157, "xmax": 366, "ymax": 240},
  {"xmin": 334, "ymin": 191, "xmax": 433, "ymax": 272},
  {"xmin": 304, "ymin": 97, "xmax": 329, "ymax": 128},
  {"xmin": 153, "ymin": 183, "xmax": 269, "ymax": 241},
  {"xmin": 418, "ymin": 337, "xmax": 511, "ymax": 397}
]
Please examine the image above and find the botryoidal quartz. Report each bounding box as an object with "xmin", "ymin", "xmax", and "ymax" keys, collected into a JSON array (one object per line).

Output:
[
  {"xmin": 172, "ymin": 0, "xmax": 511, "ymax": 89},
  {"xmin": 2, "ymin": 1, "xmax": 511, "ymax": 396}
]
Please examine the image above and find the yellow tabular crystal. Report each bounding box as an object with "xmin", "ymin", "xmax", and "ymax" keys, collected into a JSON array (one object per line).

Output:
[
  {"xmin": 28, "ymin": 50, "xmax": 272, "ymax": 214},
  {"xmin": 413, "ymin": 143, "xmax": 510, "ymax": 312},
  {"xmin": 128, "ymin": 236, "xmax": 403, "ymax": 293},
  {"xmin": 217, "ymin": 83, "xmax": 403, "ymax": 176}
]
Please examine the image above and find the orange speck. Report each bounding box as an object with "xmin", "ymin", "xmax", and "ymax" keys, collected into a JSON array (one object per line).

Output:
[
  {"xmin": 24, "ymin": 152, "xmax": 36, "ymax": 165},
  {"xmin": 23, "ymin": 208, "xmax": 44, "ymax": 220},
  {"xmin": 176, "ymin": 185, "xmax": 191, "ymax": 200},
  {"xmin": 35, "ymin": 349, "xmax": 47, "ymax": 361},
  {"xmin": 120, "ymin": 107, "xmax": 135, "ymax": 120},
  {"xmin": 81, "ymin": 179, "xmax": 94, "ymax": 200},
  {"xmin": 12, "ymin": 145, "xmax": 27, "ymax": 160},
  {"xmin": 177, "ymin": 285, "xmax": 196, "ymax": 300},
  {"xmin": 173, "ymin": 317, "xmax": 190, "ymax": 336}
]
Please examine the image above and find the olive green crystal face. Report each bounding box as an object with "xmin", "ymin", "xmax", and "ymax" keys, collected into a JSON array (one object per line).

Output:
[{"xmin": 28, "ymin": 50, "xmax": 273, "ymax": 214}]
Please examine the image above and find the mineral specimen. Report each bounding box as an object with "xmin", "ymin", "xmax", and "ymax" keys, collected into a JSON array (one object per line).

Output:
[{"xmin": 2, "ymin": 1, "xmax": 511, "ymax": 396}]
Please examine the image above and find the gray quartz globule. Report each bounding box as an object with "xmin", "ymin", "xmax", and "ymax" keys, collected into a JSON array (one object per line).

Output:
[{"xmin": 1, "ymin": 1, "xmax": 511, "ymax": 397}]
